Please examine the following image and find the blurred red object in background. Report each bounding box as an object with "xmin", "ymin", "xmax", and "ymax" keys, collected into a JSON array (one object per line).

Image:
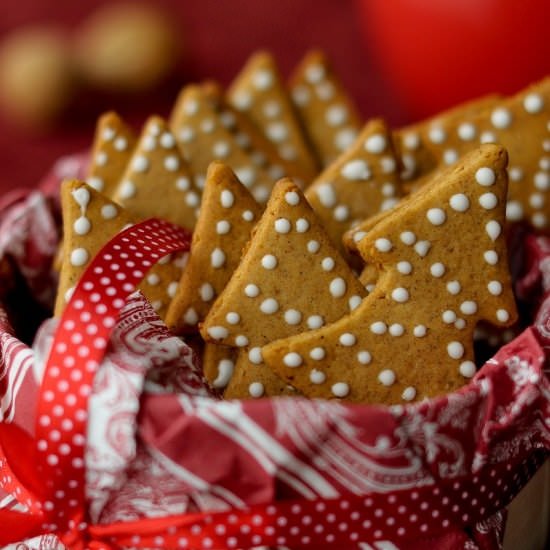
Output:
[{"xmin": 358, "ymin": 0, "xmax": 550, "ymax": 122}]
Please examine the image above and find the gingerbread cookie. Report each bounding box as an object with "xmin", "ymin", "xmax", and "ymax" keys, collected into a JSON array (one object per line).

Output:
[
  {"xmin": 305, "ymin": 118, "xmax": 403, "ymax": 255},
  {"xmin": 202, "ymin": 342, "xmax": 238, "ymax": 391},
  {"xmin": 112, "ymin": 115, "xmax": 200, "ymax": 229},
  {"xmin": 289, "ymin": 50, "xmax": 362, "ymax": 166},
  {"xmin": 55, "ymin": 180, "xmax": 183, "ymax": 320},
  {"xmin": 165, "ymin": 162, "xmax": 262, "ymax": 332},
  {"xmin": 262, "ymin": 144, "xmax": 517, "ymax": 404},
  {"xmin": 397, "ymin": 78, "xmax": 550, "ymax": 230},
  {"xmin": 86, "ymin": 111, "xmax": 137, "ymax": 197},
  {"xmin": 170, "ymin": 84, "xmax": 276, "ymax": 204},
  {"xmin": 227, "ymin": 51, "xmax": 319, "ymax": 184},
  {"xmin": 200, "ymin": 178, "xmax": 366, "ymax": 398}
]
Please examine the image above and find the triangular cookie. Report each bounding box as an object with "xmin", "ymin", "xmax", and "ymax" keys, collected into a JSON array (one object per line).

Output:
[
  {"xmin": 227, "ymin": 51, "xmax": 319, "ymax": 184},
  {"xmin": 86, "ymin": 111, "xmax": 137, "ymax": 197},
  {"xmin": 305, "ymin": 118, "xmax": 403, "ymax": 254},
  {"xmin": 112, "ymin": 116, "xmax": 200, "ymax": 229},
  {"xmin": 262, "ymin": 145, "xmax": 517, "ymax": 404},
  {"xmin": 165, "ymin": 162, "xmax": 262, "ymax": 332},
  {"xmin": 55, "ymin": 180, "xmax": 183, "ymax": 320},
  {"xmin": 170, "ymin": 84, "xmax": 276, "ymax": 204},
  {"xmin": 289, "ymin": 50, "xmax": 362, "ymax": 166}
]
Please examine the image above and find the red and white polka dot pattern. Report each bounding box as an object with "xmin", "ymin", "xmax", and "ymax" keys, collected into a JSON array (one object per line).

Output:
[{"xmin": 34, "ymin": 218, "xmax": 191, "ymax": 536}]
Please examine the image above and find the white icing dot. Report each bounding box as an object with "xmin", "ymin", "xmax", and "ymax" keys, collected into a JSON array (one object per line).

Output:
[
  {"xmin": 532, "ymin": 192, "xmax": 546, "ymax": 208},
  {"xmin": 178, "ymin": 126, "xmax": 195, "ymax": 143},
  {"xmin": 185, "ymin": 191, "xmax": 200, "ymax": 207},
  {"xmin": 159, "ymin": 131, "xmax": 175, "ymax": 148},
  {"xmin": 414, "ymin": 240, "xmax": 431, "ymax": 257},
  {"xmin": 381, "ymin": 157, "xmax": 396, "ymax": 174},
  {"xmin": 329, "ymin": 277, "xmax": 346, "ymax": 297},
  {"xmin": 488, "ymin": 281, "xmax": 503, "ymax": 296},
  {"xmin": 249, "ymin": 382, "xmax": 264, "ymax": 398},
  {"xmin": 491, "ymin": 108, "xmax": 512, "ymax": 129},
  {"xmin": 114, "ymin": 137, "xmax": 128, "ymax": 151},
  {"xmin": 212, "ymin": 141, "xmax": 230, "ymax": 158},
  {"xmin": 447, "ymin": 341, "xmax": 464, "ymax": 359},
  {"xmin": 446, "ymin": 280, "xmax": 461, "ymax": 295},
  {"xmin": 295, "ymin": 218, "xmax": 310, "ymax": 233},
  {"xmin": 132, "ymin": 155, "xmax": 149, "ymax": 172},
  {"xmin": 370, "ymin": 322, "xmax": 387, "ymax": 334},
  {"xmin": 460, "ymin": 301, "xmax": 478, "ymax": 315},
  {"xmin": 147, "ymin": 273, "xmax": 160, "ymax": 285},
  {"xmin": 479, "ymin": 193, "xmax": 498, "ymax": 209},
  {"xmin": 455, "ymin": 318, "xmax": 466, "ymax": 330},
  {"xmin": 253, "ymin": 69, "xmax": 273, "ymax": 90},
  {"xmin": 216, "ymin": 220, "xmax": 231, "ymax": 235},
  {"xmin": 266, "ymin": 122, "xmax": 288, "ymax": 143},
  {"xmin": 475, "ymin": 167, "xmax": 496, "ymax": 186},
  {"xmin": 331, "ymin": 382, "xmax": 349, "ymax": 397},
  {"xmin": 326, "ymin": 105, "xmax": 348, "ymax": 126},
  {"xmin": 235, "ymin": 166, "xmax": 256, "ymax": 188},
  {"xmin": 532, "ymin": 213, "xmax": 548, "ymax": 228},
  {"xmin": 274, "ymin": 218, "xmax": 291, "ymax": 234},
  {"xmin": 102, "ymin": 127, "xmax": 115, "ymax": 141},
  {"xmin": 310, "ymin": 347, "xmax": 325, "ymax": 360},
  {"xmin": 321, "ymin": 257, "xmax": 335, "ymax": 271},
  {"xmin": 242, "ymin": 210, "xmax": 255, "ymax": 222},
  {"xmin": 391, "ymin": 287, "xmax": 409, "ymax": 303},
  {"xmin": 333, "ymin": 205, "xmax": 349, "ymax": 222},
  {"xmin": 307, "ymin": 240, "xmax": 320, "ymax": 253},
  {"xmin": 353, "ymin": 231, "xmax": 367, "ymax": 243},
  {"xmin": 480, "ymin": 131, "xmax": 497, "ymax": 144},
  {"xmin": 292, "ymin": 85, "xmax": 310, "ymax": 105},
  {"xmin": 524, "ymin": 93, "xmax": 544, "ymax": 113},
  {"xmin": 200, "ymin": 283, "xmax": 215, "ymax": 301},
  {"xmin": 402, "ymin": 387, "xmax": 417, "ymax": 401},
  {"xmin": 279, "ymin": 143, "xmax": 297, "ymax": 160},
  {"xmin": 207, "ymin": 326, "xmax": 228, "ymax": 340},
  {"xmin": 285, "ymin": 191, "xmax": 300, "ymax": 205},
  {"xmin": 183, "ymin": 308, "xmax": 198, "ymax": 325},
  {"xmin": 426, "ymin": 208, "xmax": 446, "ymax": 226},
  {"xmin": 305, "ymin": 63, "xmax": 325, "ymax": 83},
  {"xmin": 381, "ymin": 182, "xmax": 396, "ymax": 197},
  {"xmin": 262, "ymin": 100, "xmax": 281, "ymax": 118},
  {"xmin": 430, "ymin": 263, "xmax": 445, "ymax": 278},
  {"xmin": 167, "ymin": 282, "xmax": 178, "ymax": 298},
  {"xmin": 307, "ymin": 315, "xmax": 324, "ymax": 329},
  {"xmin": 232, "ymin": 90, "xmax": 252, "ymax": 110},
  {"xmin": 248, "ymin": 347, "xmax": 263, "ymax": 364},
  {"xmin": 335, "ymin": 128, "xmax": 357, "ymax": 151},
  {"xmin": 220, "ymin": 190, "xmax": 235, "ymax": 208},
  {"xmin": 357, "ymin": 351, "xmax": 371, "ymax": 364},
  {"xmin": 101, "ymin": 204, "xmax": 117, "ymax": 219},
  {"xmin": 457, "ymin": 123, "xmax": 476, "ymax": 141},
  {"xmin": 284, "ymin": 352, "xmax": 303, "ymax": 367},
  {"xmin": 389, "ymin": 324, "xmax": 404, "ymax": 336},
  {"xmin": 413, "ymin": 325, "xmax": 427, "ymax": 337},
  {"xmin": 428, "ymin": 127, "xmax": 446, "ymax": 144},
  {"xmin": 70, "ymin": 248, "xmax": 89, "ymax": 267},
  {"xmin": 442, "ymin": 310, "xmax": 457, "ymax": 324},
  {"xmin": 235, "ymin": 335, "xmax": 249, "ymax": 347},
  {"xmin": 244, "ymin": 284, "xmax": 259, "ymax": 298},
  {"xmin": 164, "ymin": 156, "xmax": 180, "ymax": 172},
  {"xmin": 365, "ymin": 134, "xmax": 387, "ymax": 154},
  {"xmin": 459, "ymin": 361, "xmax": 476, "ymax": 378},
  {"xmin": 449, "ymin": 193, "xmax": 470, "ymax": 212},
  {"xmin": 96, "ymin": 151, "xmax": 108, "ymax": 165},
  {"xmin": 211, "ymin": 248, "xmax": 226, "ymax": 268},
  {"xmin": 506, "ymin": 201, "xmax": 524, "ymax": 221},
  {"xmin": 378, "ymin": 369, "xmax": 396, "ymax": 386},
  {"xmin": 200, "ymin": 119, "xmax": 215, "ymax": 133},
  {"xmin": 443, "ymin": 149, "xmax": 459, "ymax": 165},
  {"xmin": 341, "ymin": 160, "xmax": 371, "ymax": 181},
  {"xmin": 226, "ymin": 312, "xmax": 240, "ymax": 325},
  {"xmin": 261, "ymin": 254, "xmax": 278, "ymax": 269},
  {"xmin": 316, "ymin": 81, "xmax": 334, "ymax": 100},
  {"xmin": 260, "ymin": 298, "xmax": 279, "ymax": 314},
  {"xmin": 496, "ymin": 309, "xmax": 510, "ymax": 322},
  {"xmin": 339, "ymin": 333, "xmax": 356, "ymax": 346},
  {"xmin": 402, "ymin": 132, "xmax": 420, "ymax": 150},
  {"xmin": 509, "ymin": 167, "xmax": 524, "ymax": 181},
  {"xmin": 400, "ymin": 231, "xmax": 416, "ymax": 245},
  {"xmin": 397, "ymin": 261, "xmax": 412, "ymax": 275},
  {"xmin": 485, "ymin": 220, "xmax": 501, "ymax": 241},
  {"xmin": 310, "ymin": 369, "xmax": 326, "ymax": 384},
  {"xmin": 534, "ymin": 171, "xmax": 550, "ymax": 190},
  {"xmin": 74, "ymin": 217, "xmax": 91, "ymax": 235},
  {"xmin": 375, "ymin": 238, "xmax": 392, "ymax": 252},
  {"xmin": 118, "ymin": 180, "xmax": 136, "ymax": 199}
]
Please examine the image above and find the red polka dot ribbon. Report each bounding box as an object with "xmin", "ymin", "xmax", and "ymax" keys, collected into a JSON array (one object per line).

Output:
[{"xmin": 34, "ymin": 219, "xmax": 192, "ymax": 539}]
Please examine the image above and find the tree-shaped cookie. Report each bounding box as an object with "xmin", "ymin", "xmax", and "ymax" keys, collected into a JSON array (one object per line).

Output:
[
  {"xmin": 262, "ymin": 144, "xmax": 518, "ymax": 404},
  {"xmin": 165, "ymin": 162, "xmax": 262, "ymax": 332},
  {"xmin": 397, "ymin": 78, "xmax": 550, "ymax": 230},
  {"xmin": 112, "ymin": 116, "xmax": 200, "ymax": 230},
  {"xmin": 289, "ymin": 50, "xmax": 362, "ymax": 166},
  {"xmin": 304, "ymin": 118, "xmax": 403, "ymax": 254},
  {"xmin": 86, "ymin": 111, "xmax": 137, "ymax": 197},
  {"xmin": 55, "ymin": 180, "xmax": 183, "ymax": 320},
  {"xmin": 170, "ymin": 84, "xmax": 277, "ymax": 204},
  {"xmin": 200, "ymin": 178, "xmax": 366, "ymax": 398},
  {"xmin": 227, "ymin": 51, "xmax": 319, "ymax": 184}
]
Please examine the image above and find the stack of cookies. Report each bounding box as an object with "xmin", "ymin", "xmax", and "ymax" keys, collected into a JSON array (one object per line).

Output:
[{"xmin": 54, "ymin": 50, "xmax": 550, "ymax": 405}]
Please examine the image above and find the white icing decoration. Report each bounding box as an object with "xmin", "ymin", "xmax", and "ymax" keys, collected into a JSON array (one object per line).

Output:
[
  {"xmin": 147, "ymin": 273, "xmax": 160, "ymax": 285},
  {"xmin": 283, "ymin": 352, "xmax": 303, "ymax": 367},
  {"xmin": 475, "ymin": 167, "xmax": 496, "ymax": 186},
  {"xmin": 449, "ymin": 193, "xmax": 470, "ymax": 212},
  {"xmin": 211, "ymin": 248, "xmax": 226, "ymax": 268},
  {"xmin": 496, "ymin": 309, "xmax": 510, "ymax": 322},
  {"xmin": 226, "ymin": 312, "xmax": 240, "ymax": 325},
  {"xmin": 160, "ymin": 132, "xmax": 175, "ymax": 148},
  {"xmin": 310, "ymin": 369, "xmax": 326, "ymax": 384},
  {"xmin": 292, "ymin": 85, "xmax": 310, "ymax": 105},
  {"xmin": 430, "ymin": 263, "xmax": 445, "ymax": 278},
  {"xmin": 326, "ymin": 105, "xmax": 348, "ymax": 126},
  {"xmin": 357, "ymin": 351, "xmax": 371, "ymax": 364},
  {"xmin": 413, "ymin": 325, "xmax": 427, "ymax": 337},
  {"xmin": 402, "ymin": 387, "xmax": 416, "ymax": 401},
  {"xmin": 348, "ymin": 295, "xmax": 362, "ymax": 311},
  {"xmin": 213, "ymin": 359, "xmax": 235, "ymax": 387},
  {"xmin": 87, "ymin": 177, "xmax": 104, "ymax": 191},
  {"xmin": 460, "ymin": 301, "xmax": 477, "ymax": 315},
  {"xmin": 213, "ymin": 141, "xmax": 230, "ymax": 158},
  {"xmin": 446, "ymin": 280, "xmax": 461, "ymax": 295},
  {"xmin": 523, "ymin": 93, "xmax": 544, "ymax": 113},
  {"xmin": 274, "ymin": 218, "xmax": 291, "ymax": 234},
  {"xmin": 364, "ymin": 134, "xmax": 386, "ymax": 154},
  {"xmin": 307, "ymin": 315, "xmax": 324, "ymax": 329},
  {"xmin": 305, "ymin": 63, "xmax": 325, "ymax": 83},
  {"xmin": 260, "ymin": 298, "xmax": 279, "ymax": 314},
  {"xmin": 534, "ymin": 172, "xmax": 550, "ymax": 190},
  {"xmin": 74, "ymin": 217, "xmax": 91, "ymax": 235},
  {"xmin": 101, "ymin": 204, "xmax": 117, "ymax": 219},
  {"xmin": 70, "ymin": 248, "xmax": 89, "ymax": 267},
  {"xmin": 248, "ymin": 382, "xmax": 264, "ymax": 398},
  {"xmin": 381, "ymin": 157, "xmax": 396, "ymax": 174},
  {"xmin": 310, "ymin": 347, "xmax": 325, "ymax": 360},
  {"xmin": 207, "ymin": 326, "xmax": 228, "ymax": 340},
  {"xmin": 509, "ymin": 167, "xmax": 524, "ymax": 181},
  {"xmin": 249, "ymin": 347, "xmax": 263, "ymax": 364},
  {"xmin": 321, "ymin": 257, "xmax": 335, "ymax": 271},
  {"xmin": 381, "ymin": 182, "xmax": 395, "ymax": 197},
  {"xmin": 370, "ymin": 322, "xmax": 387, "ymax": 334},
  {"xmin": 341, "ymin": 160, "xmax": 371, "ymax": 181},
  {"xmin": 335, "ymin": 128, "xmax": 357, "ymax": 151},
  {"xmin": 459, "ymin": 361, "xmax": 476, "ymax": 378},
  {"xmin": 266, "ymin": 122, "xmax": 288, "ymax": 143},
  {"xmin": 339, "ymin": 333, "xmax": 356, "ymax": 346},
  {"xmin": 285, "ymin": 191, "xmax": 300, "ymax": 205},
  {"xmin": 242, "ymin": 210, "xmax": 255, "ymax": 222},
  {"xmin": 485, "ymin": 221, "xmax": 501, "ymax": 241},
  {"xmin": 307, "ymin": 240, "xmax": 320, "ymax": 253},
  {"xmin": 443, "ymin": 149, "xmax": 458, "ymax": 165},
  {"xmin": 263, "ymin": 100, "xmax": 281, "ymax": 118},
  {"xmin": 200, "ymin": 283, "xmax": 215, "ymax": 301},
  {"xmin": 479, "ymin": 193, "xmax": 498, "ymax": 210},
  {"xmin": 119, "ymin": 180, "xmax": 136, "ymax": 199},
  {"xmin": 353, "ymin": 231, "xmax": 367, "ymax": 243},
  {"xmin": 183, "ymin": 308, "xmax": 198, "ymax": 325},
  {"xmin": 414, "ymin": 240, "xmax": 431, "ymax": 257},
  {"xmin": 457, "ymin": 123, "xmax": 476, "ymax": 141},
  {"xmin": 506, "ymin": 201, "xmax": 524, "ymax": 222},
  {"xmin": 235, "ymin": 335, "xmax": 249, "ymax": 347},
  {"xmin": 329, "ymin": 277, "xmax": 346, "ymax": 297},
  {"xmin": 167, "ymin": 282, "xmax": 178, "ymax": 298},
  {"xmin": 428, "ymin": 127, "xmax": 446, "ymax": 144},
  {"xmin": 389, "ymin": 324, "xmax": 404, "ymax": 336},
  {"xmin": 216, "ymin": 220, "xmax": 231, "ymax": 235},
  {"xmin": 261, "ymin": 254, "xmax": 277, "ymax": 269},
  {"xmin": 295, "ymin": 218, "xmax": 310, "ymax": 233},
  {"xmin": 333, "ymin": 205, "xmax": 349, "ymax": 222},
  {"xmin": 488, "ymin": 281, "xmax": 503, "ymax": 296},
  {"xmin": 400, "ymin": 231, "xmax": 416, "ymax": 245},
  {"xmin": 220, "ymin": 190, "xmax": 235, "ymax": 208},
  {"xmin": 185, "ymin": 192, "xmax": 200, "ymax": 207},
  {"xmin": 480, "ymin": 131, "xmax": 496, "ymax": 144},
  {"xmin": 179, "ymin": 126, "xmax": 195, "ymax": 142},
  {"xmin": 378, "ymin": 369, "xmax": 396, "ymax": 386},
  {"xmin": 447, "ymin": 341, "xmax": 464, "ymax": 359},
  {"xmin": 375, "ymin": 238, "xmax": 392, "ymax": 252},
  {"xmin": 397, "ymin": 261, "xmax": 412, "ymax": 275},
  {"xmin": 164, "ymin": 156, "xmax": 180, "ymax": 172},
  {"xmin": 426, "ymin": 208, "xmax": 446, "ymax": 226},
  {"xmin": 442, "ymin": 310, "xmax": 456, "ymax": 324},
  {"xmin": 391, "ymin": 288, "xmax": 409, "ymax": 303},
  {"xmin": 114, "ymin": 137, "xmax": 128, "ymax": 151},
  {"xmin": 491, "ymin": 108, "xmax": 512, "ymax": 129},
  {"xmin": 132, "ymin": 155, "xmax": 149, "ymax": 172},
  {"xmin": 201, "ymin": 119, "xmax": 215, "ymax": 133},
  {"xmin": 402, "ymin": 133, "xmax": 420, "ymax": 150},
  {"xmin": 331, "ymin": 382, "xmax": 349, "ymax": 397}
]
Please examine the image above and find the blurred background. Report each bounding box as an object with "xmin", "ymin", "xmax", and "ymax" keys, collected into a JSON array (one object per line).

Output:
[{"xmin": 0, "ymin": 0, "xmax": 548, "ymax": 195}]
